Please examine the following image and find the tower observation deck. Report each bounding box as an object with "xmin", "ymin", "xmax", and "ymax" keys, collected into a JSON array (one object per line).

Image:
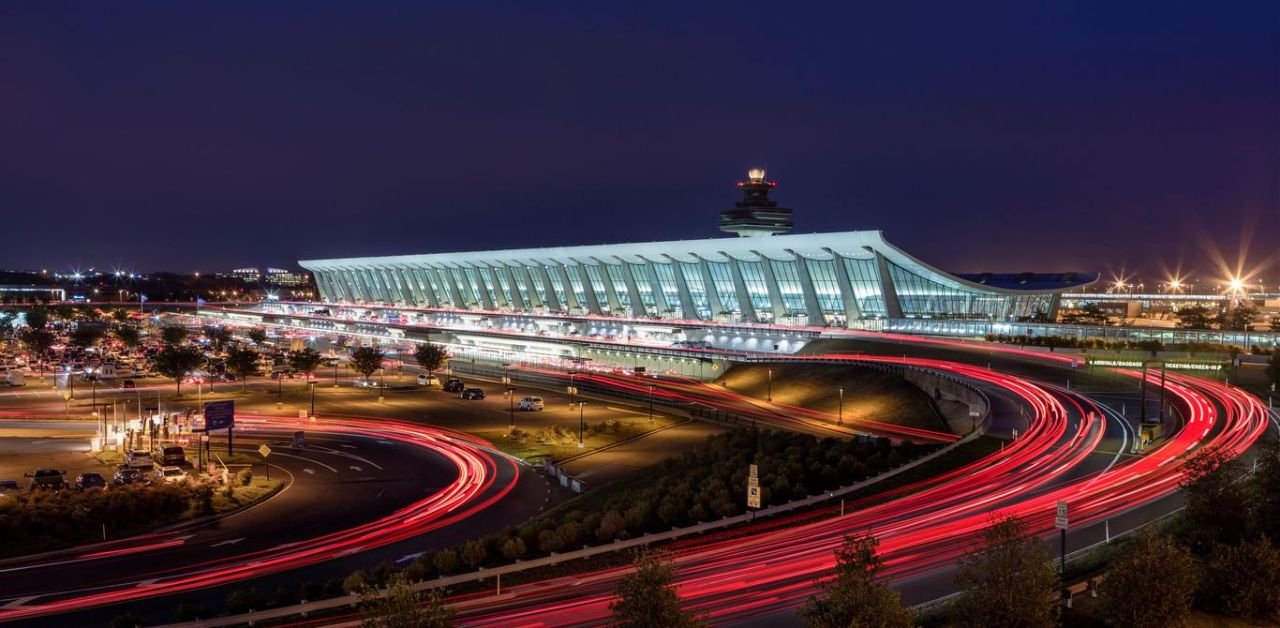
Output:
[{"xmin": 719, "ymin": 168, "xmax": 794, "ymax": 237}]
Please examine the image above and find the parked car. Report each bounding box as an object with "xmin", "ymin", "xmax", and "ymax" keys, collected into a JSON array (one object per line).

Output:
[
  {"xmin": 442, "ymin": 377, "xmax": 465, "ymax": 393},
  {"xmin": 121, "ymin": 379, "xmax": 136, "ymax": 389},
  {"xmin": 0, "ymin": 480, "xmax": 19, "ymax": 496},
  {"xmin": 518, "ymin": 396, "xmax": 545, "ymax": 411},
  {"xmin": 416, "ymin": 374, "xmax": 437, "ymax": 386},
  {"xmin": 75, "ymin": 472, "xmax": 107, "ymax": 491},
  {"xmin": 112, "ymin": 467, "xmax": 145, "ymax": 486},
  {"xmin": 125, "ymin": 450, "xmax": 155, "ymax": 469},
  {"xmin": 461, "ymin": 387, "xmax": 486, "ymax": 400},
  {"xmin": 26, "ymin": 468, "xmax": 66, "ymax": 491},
  {"xmin": 156, "ymin": 466, "xmax": 188, "ymax": 484},
  {"xmin": 156, "ymin": 446, "xmax": 185, "ymax": 466}
]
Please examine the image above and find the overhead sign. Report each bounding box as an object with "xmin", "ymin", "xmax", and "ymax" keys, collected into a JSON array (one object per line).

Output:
[
  {"xmin": 258, "ymin": 443, "xmax": 272, "ymax": 458},
  {"xmin": 1055, "ymin": 500, "xmax": 1068, "ymax": 530},
  {"xmin": 204, "ymin": 400, "xmax": 235, "ymax": 431}
]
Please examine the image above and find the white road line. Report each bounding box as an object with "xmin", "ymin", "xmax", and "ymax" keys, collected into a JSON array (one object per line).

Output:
[
  {"xmin": 211, "ymin": 538, "xmax": 245, "ymax": 548},
  {"xmin": 1, "ymin": 596, "xmax": 38, "ymax": 609}
]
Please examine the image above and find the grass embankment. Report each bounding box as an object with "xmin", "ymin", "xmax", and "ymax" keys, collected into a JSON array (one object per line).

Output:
[
  {"xmin": 473, "ymin": 415, "xmax": 679, "ymax": 463},
  {"xmin": 715, "ymin": 362, "xmax": 947, "ymax": 432}
]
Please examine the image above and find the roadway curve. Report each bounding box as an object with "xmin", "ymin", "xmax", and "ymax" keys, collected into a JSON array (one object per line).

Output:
[
  {"xmin": 443, "ymin": 357, "xmax": 1269, "ymax": 626},
  {"xmin": 0, "ymin": 415, "xmax": 522, "ymax": 624}
]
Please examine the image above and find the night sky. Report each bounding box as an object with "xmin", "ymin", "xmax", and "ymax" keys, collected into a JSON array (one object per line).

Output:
[{"xmin": 3, "ymin": 2, "xmax": 1277, "ymax": 285}]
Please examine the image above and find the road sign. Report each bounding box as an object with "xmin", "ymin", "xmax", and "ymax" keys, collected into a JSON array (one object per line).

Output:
[
  {"xmin": 204, "ymin": 400, "xmax": 234, "ymax": 431},
  {"xmin": 749, "ymin": 464, "xmax": 758, "ymax": 479},
  {"xmin": 258, "ymin": 443, "xmax": 272, "ymax": 458},
  {"xmin": 1055, "ymin": 500, "xmax": 1068, "ymax": 529},
  {"xmin": 747, "ymin": 483, "xmax": 761, "ymax": 509}
]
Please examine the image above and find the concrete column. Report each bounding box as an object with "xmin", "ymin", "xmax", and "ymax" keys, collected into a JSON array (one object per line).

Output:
[
  {"xmin": 664, "ymin": 257, "xmax": 700, "ymax": 320},
  {"xmin": 696, "ymin": 257, "xmax": 725, "ymax": 319},
  {"xmin": 792, "ymin": 254, "xmax": 826, "ymax": 325},
  {"xmin": 569, "ymin": 265, "xmax": 603, "ymax": 315},
  {"xmin": 874, "ymin": 253, "xmax": 904, "ymax": 318},
  {"xmin": 533, "ymin": 266, "xmax": 561, "ymax": 311},
  {"xmin": 619, "ymin": 261, "xmax": 647, "ymax": 317},
  {"xmin": 754, "ymin": 254, "xmax": 789, "ymax": 321},
  {"xmin": 725, "ymin": 256, "xmax": 759, "ymax": 323},
  {"xmin": 828, "ymin": 252, "xmax": 863, "ymax": 323}
]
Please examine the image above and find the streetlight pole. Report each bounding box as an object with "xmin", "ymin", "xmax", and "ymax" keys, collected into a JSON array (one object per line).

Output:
[
  {"xmin": 648, "ymin": 384, "xmax": 655, "ymax": 423},
  {"xmin": 838, "ymin": 387, "xmax": 844, "ymax": 425},
  {"xmin": 767, "ymin": 368, "xmax": 773, "ymax": 402},
  {"xmin": 508, "ymin": 386, "xmax": 515, "ymax": 430},
  {"xmin": 568, "ymin": 371, "xmax": 577, "ymax": 410},
  {"xmin": 577, "ymin": 401, "xmax": 587, "ymax": 448},
  {"xmin": 309, "ymin": 381, "xmax": 316, "ymax": 418}
]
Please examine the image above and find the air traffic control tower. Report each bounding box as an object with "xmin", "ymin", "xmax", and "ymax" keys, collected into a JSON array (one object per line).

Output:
[{"xmin": 718, "ymin": 168, "xmax": 794, "ymax": 237}]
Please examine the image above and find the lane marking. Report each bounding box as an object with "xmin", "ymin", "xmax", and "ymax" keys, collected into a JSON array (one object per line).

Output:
[{"xmin": 211, "ymin": 538, "xmax": 245, "ymax": 548}]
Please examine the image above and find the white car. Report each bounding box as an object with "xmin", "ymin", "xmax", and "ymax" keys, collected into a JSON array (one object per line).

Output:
[
  {"xmin": 156, "ymin": 466, "xmax": 188, "ymax": 484},
  {"xmin": 518, "ymin": 396, "xmax": 544, "ymax": 411},
  {"xmin": 416, "ymin": 374, "xmax": 437, "ymax": 386}
]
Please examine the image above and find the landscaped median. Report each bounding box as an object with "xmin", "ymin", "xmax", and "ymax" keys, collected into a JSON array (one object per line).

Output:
[{"xmin": 0, "ymin": 469, "xmax": 282, "ymax": 559}]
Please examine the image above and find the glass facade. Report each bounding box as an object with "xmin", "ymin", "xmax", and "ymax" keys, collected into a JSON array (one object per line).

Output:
[{"xmin": 303, "ymin": 232, "xmax": 1091, "ymax": 326}]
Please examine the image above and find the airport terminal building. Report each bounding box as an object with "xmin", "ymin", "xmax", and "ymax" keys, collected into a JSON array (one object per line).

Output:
[{"xmin": 300, "ymin": 171, "xmax": 1096, "ymax": 327}]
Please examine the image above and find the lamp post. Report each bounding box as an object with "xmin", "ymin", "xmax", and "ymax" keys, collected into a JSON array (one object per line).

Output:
[
  {"xmin": 507, "ymin": 386, "xmax": 516, "ymax": 430},
  {"xmin": 648, "ymin": 383, "xmax": 655, "ymax": 423},
  {"xmin": 577, "ymin": 400, "xmax": 587, "ymax": 448},
  {"xmin": 568, "ymin": 371, "xmax": 578, "ymax": 410},
  {"xmin": 378, "ymin": 367, "xmax": 385, "ymax": 403},
  {"xmin": 309, "ymin": 381, "xmax": 316, "ymax": 418},
  {"xmin": 277, "ymin": 373, "xmax": 283, "ymax": 409},
  {"xmin": 333, "ymin": 359, "xmax": 339, "ymax": 388},
  {"xmin": 767, "ymin": 368, "xmax": 773, "ymax": 402},
  {"xmin": 838, "ymin": 387, "xmax": 844, "ymax": 425}
]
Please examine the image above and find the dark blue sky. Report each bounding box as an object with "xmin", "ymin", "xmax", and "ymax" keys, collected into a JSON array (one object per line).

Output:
[{"xmin": 2, "ymin": 2, "xmax": 1277, "ymax": 284}]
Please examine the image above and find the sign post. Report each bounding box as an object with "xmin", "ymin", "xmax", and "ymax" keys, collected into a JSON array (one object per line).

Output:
[
  {"xmin": 258, "ymin": 443, "xmax": 272, "ymax": 481},
  {"xmin": 1055, "ymin": 500, "xmax": 1069, "ymax": 600},
  {"xmin": 203, "ymin": 400, "xmax": 235, "ymax": 456},
  {"xmin": 746, "ymin": 463, "xmax": 761, "ymax": 515}
]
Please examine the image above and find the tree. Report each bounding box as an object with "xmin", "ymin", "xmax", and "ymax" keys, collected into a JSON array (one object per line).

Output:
[
  {"xmin": 70, "ymin": 324, "xmax": 107, "ymax": 349},
  {"xmin": 1180, "ymin": 446, "xmax": 1251, "ymax": 554},
  {"xmin": 203, "ymin": 325, "xmax": 232, "ymax": 352},
  {"xmin": 152, "ymin": 345, "xmax": 203, "ymax": 395},
  {"xmin": 349, "ymin": 347, "xmax": 385, "ymax": 384},
  {"xmin": 1201, "ymin": 536, "xmax": 1280, "ymax": 623},
  {"xmin": 1266, "ymin": 349, "xmax": 1280, "ymax": 395},
  {"xmin": 460, "ymin": 539, "xmax": 487, "ymax": 569},
  {"xmin": 609, "ymin": 549, "xmax": 705, "ymax": 628},
  {"xmin": 1219, "ymin": 304, "xmax": 1258, "ymax": 332},
  {"xmin": 800, "ymin": 535, "xmax": 913, "ymax": 628},
  {"xmin": 23, "ymin": 306, "xmax": 49, "ymax": 330},
  {"xmin": 1253, "ymin": 438, "xmax": 1280, "ymax": 543},
  {"xmin": 20, "ymin": 327, "xmax": 55, "ymax": 357},
  {"xmin": 1099, "ymin": 530, "xmax": 1196, "ymax": 628},
  {"xmin": 115, "ymin": 325, "xmax": 141, "ymax": 349},
  {"xmin": 1175, "ymin": 304, "xmax": 1217, "ymax": 330},
  {"xmin": 289, "ymin": 348, "xmax": 323, "ymax": 380},
  {"xmin": 111, "ymin": 308, "xmax": 130, "ymax": 324},
  {"xmin": 500, "ymin": 536, "xmax": 527, "ymax": 560},
  {"xmin": 952, "ymin": 514, "xmax": 1058, "ymax": 628},
  {"xmin": 413, "ymin": 343, "xmax": 450, "ymax": 385},
  {"xmin": 246, "ymin": 328, "xmax": 267, "ymax": 345},
  {"xmin": 160, "ymin": 325, "xmax": 189, "ymax": 345},
  {"xmin": 224, "ymin": 346, "xmax": 260, "ymax": 391},
  {"xmin": 357, "ymin": 576, "xmax": 454, "ymax": 628}
]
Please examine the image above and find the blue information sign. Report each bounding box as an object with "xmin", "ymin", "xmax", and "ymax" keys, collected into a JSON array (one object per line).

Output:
[{"xmin": 204, "ymin": 400, "xmax": 235, "ymax": 431}]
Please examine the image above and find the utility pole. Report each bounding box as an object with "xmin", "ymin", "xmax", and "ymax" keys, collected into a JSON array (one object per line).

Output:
[
  {"xmin": 577, "ymin": 401, "xmax": 587, "ymax": 448},
  {"xmin": 837, "ymin": 387, "xmax": 844, "ymax": 425},
  {"xmin": 648, "ymin": 384, "xmax": 655, "ymax": 423}
]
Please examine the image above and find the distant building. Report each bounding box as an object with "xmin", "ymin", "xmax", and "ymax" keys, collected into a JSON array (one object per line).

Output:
[
  {"xmin": 230, "ymin": 267, "xmax": 261, "ymax": 283},
  {"xmin": 265, "ymin": 268, "xmax": 309, "ymax": 286}
]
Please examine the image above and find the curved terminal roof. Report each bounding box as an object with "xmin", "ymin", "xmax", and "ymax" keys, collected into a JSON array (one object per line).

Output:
[{"xmin": 300, "ymin": 230, "xmax": 1095, "ymax": 297}]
